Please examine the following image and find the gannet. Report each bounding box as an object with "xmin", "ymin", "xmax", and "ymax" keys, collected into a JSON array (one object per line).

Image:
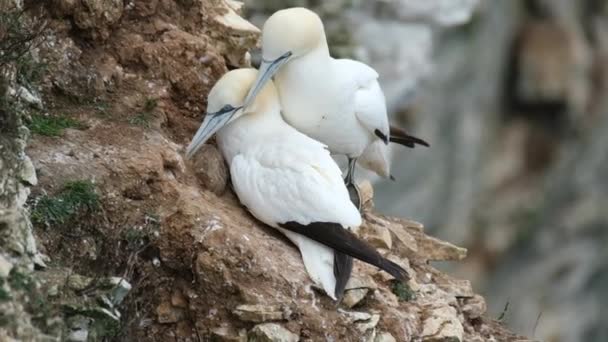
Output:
[
  {"xmin": 244, "ymin": 7, "xmax": 429, "ymax": 207},
  {"xmin": 186, "ymin": 69, "xmax": 408, "ymax": 300}
]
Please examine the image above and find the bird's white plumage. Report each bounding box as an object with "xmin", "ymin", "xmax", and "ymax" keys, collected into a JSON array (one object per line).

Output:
[
  {"xmin": 207, "ymin": 69, "xmax": 361, "ymax": 299},
  {"xmin": 358, "ymin": 139, "xmax": 391, "ymax": 179},
  {"xmin": 259, "ymin": 8, "xmax": 392, "ymax": 178}
]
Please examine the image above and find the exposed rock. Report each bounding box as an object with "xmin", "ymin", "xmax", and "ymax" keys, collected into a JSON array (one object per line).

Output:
[
  {"xmin": 248, "ymin": 323, "xmax": 299, "ymax": 342},
  {"xmin": 67, "ymin": 274, "xmax": 93, "ymax": 291},
  {"xmin": 210, "ymin": 324, "xmax": 247, "ymax": 341},
  {"xmin": 342, "ymin": 287, "xmax": 369, "ymax": 309},
  {"xmin": 232, "ymin": 304, "xmax": 289, "ymax": 323},
  {"xmin": 360, "ymin": 222, "xmax": 393, "ymax": 250},
  {"xmin": 375, "ymin": 332, "xmax": 397, "ymax": 342},
  {"xmin": 356, "ymin": 313, "xmax": 381, "ymax": 333},
  {"xmin": 190, "ymin": 144, "xmax": 229, "ymax": 195},
  {"xmin": 461, "ymin": 294, "xmax": 487, "ymax": 319},
  {"xmin": 342, "ymin": 276, "xmax": 376, "ymax": 308},
  {"xmin": 416, "ymin": 235, "xmax": 468, "ymax": 262},
  {"xmin": 156, "ymin": 301, "xmax": 185, "ymax": 324},
  {"xmin": 59, "ymin": 0, "xmax": 124, "ymax": 40},
  {"xmin": 0, "ymin": 254, "xmax": 13, "ymax": 278},
  {"xmin": 421, "ymin": 306, "xmax": 464, "ymax": 342}
]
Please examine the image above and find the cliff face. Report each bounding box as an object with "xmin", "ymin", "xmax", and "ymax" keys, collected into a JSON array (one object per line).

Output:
[{"xmin": 0, "ymin": 1, "xmax": 530, "ymax": 341}]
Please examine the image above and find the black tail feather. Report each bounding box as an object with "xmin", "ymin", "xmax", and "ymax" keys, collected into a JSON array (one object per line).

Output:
[
  {"xmin": 389, "ymin": 125, "xmax": 430, "ymax": 148},
  {"xmin": 279, "ymin": 221, "xmax": 409, "ymax": 282},
  {"xmin": 334, "ymin": 253, "xmax": 353, "ymax": 301}
]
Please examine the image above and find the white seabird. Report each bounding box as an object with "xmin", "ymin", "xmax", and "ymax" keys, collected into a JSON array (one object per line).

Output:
[
  {"xmin": 186, "ymin": 69, "xmax": 408, "ymax": 300},
  {"xmin": 244, "ymin": 7, "xmax": 429, "ymax": 207}
]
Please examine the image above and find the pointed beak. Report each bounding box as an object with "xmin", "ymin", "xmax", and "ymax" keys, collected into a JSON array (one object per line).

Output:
[
  {"xmin": 243, "ymin": 51, "xmax": 292, "ymax": 108},
  {"xmin": 185, "ymin": 105, "xmax": 241, "ymax": 159}
]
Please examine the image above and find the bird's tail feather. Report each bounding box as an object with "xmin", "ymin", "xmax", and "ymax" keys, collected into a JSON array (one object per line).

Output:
[
  {"xmin": 389, "ymin": 125, "xmax": 430, "ymax": 148},
  {"xmin": 334, "ymin": 253, "xmax": 353, "ymax": 301},
  {"xmin": 279, "ymin": 221, "xmax": 409, "ymax": 282}
]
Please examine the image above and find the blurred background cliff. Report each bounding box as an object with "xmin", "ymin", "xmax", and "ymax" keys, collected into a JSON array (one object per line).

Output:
[{"xmin": 246, "ymin": 1, "xmax": 607, "ymax": 341}]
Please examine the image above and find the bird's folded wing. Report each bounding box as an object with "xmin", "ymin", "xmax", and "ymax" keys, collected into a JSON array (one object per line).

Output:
[
  {"xmin": 335, "ymin": 59, "xmax": 390, "ymax": 141},
  {"xmin": 229, "ymin": 141, "xmax": 362, "ymax": 228}
]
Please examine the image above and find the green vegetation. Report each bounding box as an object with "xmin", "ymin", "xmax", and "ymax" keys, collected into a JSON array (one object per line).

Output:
[
  {"xmin": 32, "ymin": 180, "xmax": 100, "ymax": 227},
  {"xmin": 27, "ymin": 113, "xmax": 84, "ymax": 136},
  {"xmin": 16, "ymin": 52, "xmax": 46, "ymax": 87},
  {"xmin": 0, "ymin": 279, "xmax": 11, "ymax": 302},
  {"xmin": 129, "ymin": 97, "xmax": 158, "ymax": 127},
  {"xmin": 0, "ymin": 10, "xmax": 46, "ymax": 69},
  {"xmin": 391, "ymin": 280, "xmax": 416, "ymax": 302},
  {"xmin": 122, "ymin": 213, "xmax": 160, "ymax": 251}
]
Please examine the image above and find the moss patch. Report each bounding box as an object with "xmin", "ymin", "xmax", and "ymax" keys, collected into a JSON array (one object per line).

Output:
[
  {"xmin": 391, "ymin": 280, "xmax": 416, "ymax": 302},
  {"xmin": 31, "ymin": 180, "xmax": 100, "ymax": 227},
  {"xmin": 28, "ymin": 114, "xmax": 84, "ymax": 136}
]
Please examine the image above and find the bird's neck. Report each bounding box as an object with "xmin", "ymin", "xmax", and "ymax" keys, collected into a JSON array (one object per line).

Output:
[
  {"xmin": 216, "ymin": 106, "xmax": 288, "ymax": 163},
  {"xmin": 278, "ymin": 39, "xmax": 331, "ymax": 81}
]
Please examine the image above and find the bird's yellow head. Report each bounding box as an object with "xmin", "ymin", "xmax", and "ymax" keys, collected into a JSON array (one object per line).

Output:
[
  {"xmin": 261, "ymin": 7, "xmax": 325, "ymax": 61},
  {"xmin": 186, "ymin": 69, "xmax": 278, "ymax": 159},
  {"xmin": 242, "ymin": 8, "xmax": 326, "ymax": 108}
]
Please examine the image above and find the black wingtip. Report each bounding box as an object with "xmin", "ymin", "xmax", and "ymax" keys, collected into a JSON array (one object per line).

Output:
[
  {"xmin": 374, "ymin": 129, "xmax": 389, "ymax": 145},
  {"xmin": 410, "ymin": 136, "xmax": 430, "ymax": 148},
  {"xmin": 389, "ymin": 125, "xmax": 430, "ymax": 148},
  {"xmin": 389, "ymin": 174, "xmax": 396, "ymax": 181}
]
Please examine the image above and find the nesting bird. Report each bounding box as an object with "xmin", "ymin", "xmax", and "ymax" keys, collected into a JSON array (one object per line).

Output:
[
  {"xmin": 186, "ymin": 69, "xmax": 408, "ymax": 300},
  {"xmin": 244, "ymin": 7, "xmax": 429, "ymax": 207}
]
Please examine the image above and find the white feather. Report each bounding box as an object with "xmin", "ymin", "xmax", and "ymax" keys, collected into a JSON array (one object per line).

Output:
[
  {"xmin": 275, "ymin": 50, "xmax": 392, "ymax": 178},
  {"xmin": 216, "ymin": 99, "xmax": 361, "ymax": 299}
]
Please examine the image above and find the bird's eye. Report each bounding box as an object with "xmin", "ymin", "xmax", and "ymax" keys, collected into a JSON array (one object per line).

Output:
[{"xmin": 221, "ymin": 104, "xmax": 234, "ymax": 113}]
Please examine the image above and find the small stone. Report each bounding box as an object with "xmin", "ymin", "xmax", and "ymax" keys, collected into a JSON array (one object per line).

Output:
[
  {"xmin": 437, "ymin": 278, "xmax": 474, "ymax": 298},
  {"xmin": 66, "ymin": 329, "xmax": 88, "ymax": 342},
  {"xmin": 210, "ymin": 325, "xmax": 247, "ymax": 342},
  {"xmin": 214, "ymin": 3, "xmax": 260, "ymax": 34},
  {"xmin": 361, "ymin": 223, "xmax": 392, "ymax": 250},
  {"xmin": 156, "ymin": 301, "xmax": 185, "ymax": 324},
  {"xmin": 375, "ymin": 332, "xmax": 397, "ymax": 342},
  {"xmin": 342, "ymin": 288, "xmax": 369, "ymax": 308},
  {"xmin": 356, "ymin": 314, "xmax": 380, "ymax": 333},
  {"xmin": 103, "ymin": 277, "xmax": 132, "ymax": 305},
  {"xmin": 461, "ymin": 295, "xmax": 487, "ymax": 319},
  {"xmin": 0, "ymin": 254, "xmax": 13, "ymax": 278},
  {"xmin": 359, "ymin": 180, "xmax": 374, "ymax": 207},
  {"xmin": 67, "ymin": 274, "xmax": 93, "ymax": 291},
  {"xmin": 421, "ymin": 306, "xmax": 464, "ymax": 342},
  {"xmin": 66, "ymin": 314, "xmax": 92, "ymax": 342},
  {"xmin": 232, "ymin": 304, "xmax": 287, "ymax": 323},
  {"xmin": 417, "ymin": 235, "xmax": 467, "ymax": 262},
  {"xmin": 342, "ymin": 276, "xmax": 376, "ymax": 308},
  {"xmin": 32, "ymin": 253, "xmax": 49, "ymax": 269},
  {"xmin": 248, "ymin": 323, "xmax": 299, "ymax": 342},
  {"xmin": 47, "ymin": 284, "xmax": 60, "ymax": 297},
  {"xmin": 171, "ymin": 290, "xmax": 188, "ymax": 308},
  {"xmin": 190, "ymin": 144, "xmax": 229, "ymax": 195},
  {"xmin": 19, "ymin": 156, "xmax": 38, "ymax": 186},
  {"xmin": 339, "ymin": 309, "xmax": 372, "ymax": 323}
]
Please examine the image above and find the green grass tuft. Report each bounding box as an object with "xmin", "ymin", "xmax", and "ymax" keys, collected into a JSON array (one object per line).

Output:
[
  {"xmin": 391, "ymin": 281, "xmax": 416, "ymax": 302},
  {"xmin": 0, "ymin": 279, "xmax": 11, "ymax": 302},
  {"xmin": 8, "ymin": 269, "xmax": 34, "ymax": 291},
  {"xmin": 32, "ymin": 180, "xmax": 99, "ymax": 227},
  {"xmin": 28, "ymin": 114, "xmax": 83, "ymax": 136},
  {"xmin": 129, "ymin": 97, "xmax": 158, "ymax": 127}
]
